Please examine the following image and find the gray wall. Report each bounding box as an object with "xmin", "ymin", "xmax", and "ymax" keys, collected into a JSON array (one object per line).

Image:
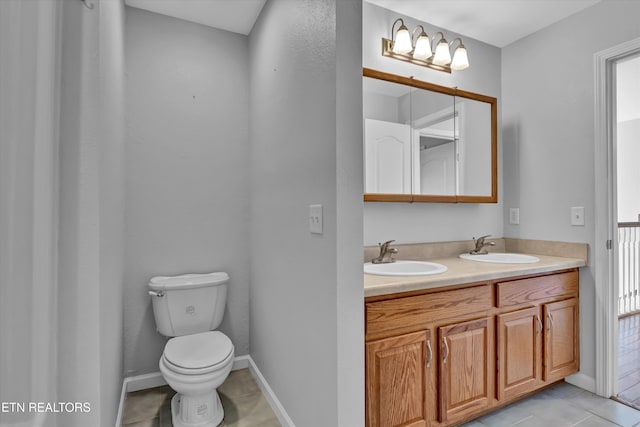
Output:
[
  {"xmin": 363, "ymin": 2, "xmax": 503, "ymax": 246},
  {"xmin": 123, "ymin": 7, "xmax": 250, "ymax": 376},
  {"xmin": 617, "ymin": 118, "xmax": 640, "ymax": 221},
  {"xmin": 249, "ymin": 0, "xmax": 363, "ymax": 425},
  {"xmin": 502, "ymin": 0, "xmax": 640, "ymax": 383}
]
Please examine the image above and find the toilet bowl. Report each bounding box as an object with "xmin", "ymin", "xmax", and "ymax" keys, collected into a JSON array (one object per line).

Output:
[
  {"xmin": 159, "ymin": 331, "xmax": 234, "ymax": 427},
  {"xmin": 148, "ymin": 272, "xmax": 234, "ymax": 427}
]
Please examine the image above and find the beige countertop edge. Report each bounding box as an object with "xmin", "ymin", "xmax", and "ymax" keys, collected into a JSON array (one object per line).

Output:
[{"xmin": 364, "ymin": 255, "xmax": 586, "ymax": 298}]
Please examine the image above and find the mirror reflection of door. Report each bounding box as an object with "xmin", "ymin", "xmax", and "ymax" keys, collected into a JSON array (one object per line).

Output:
[
  {"xmin": 363, "ymin": 77, "xmax": 412, "ymax": 195},
  {"xmin": 411, "ymin": 88, "xmax": 457, "ymax": 196},
  {"xmin": 413, "ymin": 112, "xmax": 458, "ymax": 195},
  {"xmin": 364, "ymin": 119, "xmax": 411, "ymax": 194}
]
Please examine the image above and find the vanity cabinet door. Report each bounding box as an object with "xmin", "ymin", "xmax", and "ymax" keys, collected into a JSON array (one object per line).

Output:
[
  {"xmin": 366, "ymin": 330, "xmax": 435, "ymax": 427},
  {"xmin": 544, "ymin": 298, "xmax": 579, "ymax": 382},
  {"xmin": 439, "ymin": 318, "xmax": 492, "ymax": 424},
  {"xmin": 497, "ymin": 307, "xmax": 543, "ymax": 401}
]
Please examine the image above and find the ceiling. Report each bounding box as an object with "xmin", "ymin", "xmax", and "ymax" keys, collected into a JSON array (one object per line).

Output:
[
  {"xmin": 125, "ymin": 0, "xmax": 267, "ymax": 35},
  {"xmin": 125, "ymin": 0, "xmax": 602, "ymax": 47},
  {"xmin": 365, "ymin": 0, "xmax": 601, "ymax": 47}
]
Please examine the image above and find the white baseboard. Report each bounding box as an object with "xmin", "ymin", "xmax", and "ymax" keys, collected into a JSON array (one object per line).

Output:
[
  {"xmin": 566, "ymin": 372, "xmax": 596, "ymax": 394},
  {"xmin": 115, "ymin": 355, "xmax": 294, "ymax": 427},
  {"xmin": 244, "ymin": 356, "xmax": 296, "ymax": 427}
]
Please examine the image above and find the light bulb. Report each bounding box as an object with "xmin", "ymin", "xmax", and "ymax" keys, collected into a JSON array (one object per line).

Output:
[
  {"xmin": 413, "ymin": 33, "xmax": 432, "ymax": 60},
  {"xmin": 393, "ymin": 25, "xmax": 412, "ymax": 54},
  {"xmin": 451, "ymin": 45, "xmax": 469, "ymax": 70},
  {"xmin": 432, "ymin": 39, "xmax": 451, "ymax": 65}
]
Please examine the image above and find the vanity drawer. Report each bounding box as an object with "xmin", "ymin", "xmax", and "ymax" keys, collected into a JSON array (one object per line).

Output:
[
  {"xmin": 366, "ymin": 284, "xmax": 492, "ymax": 338},
  {"xmin": 496, "ymin": 270, "xmax": 578, "ymax": 307}
]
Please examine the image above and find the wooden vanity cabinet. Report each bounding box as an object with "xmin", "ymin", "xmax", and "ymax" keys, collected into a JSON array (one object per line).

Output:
[
  {"xmin": 365, "ymin": 330, "xmax": 436, "ymax": 427},
  {"xmin": 496, "ymin": 306, "xmax": 543, "ymax": 401},
  {"xmin": 365, "ymin": 269, "xmax": 579, "ymax": 427},
  {"xmin": 439, "ymin": 317, "xmax": 492, "ymax": 424},
  {"xmin": 544, "ymin": 298, "xmax": 580, "ymax": 382}
]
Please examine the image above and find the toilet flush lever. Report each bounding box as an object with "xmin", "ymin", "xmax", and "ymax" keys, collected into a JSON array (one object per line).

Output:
[{"xmin": 148, "ymin": 290, "xmax": 164, "ymax": 297}]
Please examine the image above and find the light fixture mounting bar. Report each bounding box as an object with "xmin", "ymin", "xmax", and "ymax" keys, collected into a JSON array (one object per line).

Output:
[{"xmin": 381, "ymin": 38, "xmax": 452, "ymax": 74}]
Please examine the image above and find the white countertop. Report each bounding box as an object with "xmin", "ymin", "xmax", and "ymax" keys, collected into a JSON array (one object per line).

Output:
[{"xmin": 364, "ymin": 254, "xmax": 586, "ymax": 298}]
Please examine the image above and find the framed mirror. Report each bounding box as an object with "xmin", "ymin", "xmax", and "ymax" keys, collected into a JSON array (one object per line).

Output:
[{"xmin": 363, "ymin": 68, "xmax": 497, "ymax": 203}]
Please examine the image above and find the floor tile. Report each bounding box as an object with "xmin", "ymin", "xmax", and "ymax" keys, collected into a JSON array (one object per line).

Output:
[
  {"xmin": 534, "ymin": 400, "xmax": 591, "ymax": 426},
  {"xmin": 510, "ymin": 415, "xmax": 542, "ymax": 426},
  {"xmin": 588, "ymin": 399, "xmax": 640, "ymax": 427},
  {"xmin": 123, "ymin": 418, "xmax": 160, "ymax": 427},
  {"xmin": 570, "ymin": 414, "xmax": 621, "ymax": 427},
  {"xmin": 218, "ymin": 369, "xmax": 261, "ymax": 399},
  {"xmin": 476, "ymin": 401, "xmax": 532, "ymax": 427},
  {"xmin": 121, "ymin": 369, "xmax": 280, "ymax": 427},
  {"xmin": 122, "ymin": 386, "xmax": 173, "ymax": 424}
]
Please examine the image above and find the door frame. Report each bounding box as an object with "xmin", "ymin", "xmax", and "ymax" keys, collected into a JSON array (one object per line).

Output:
[{"xmin": 594, "ymin": 36, "xmax": 640, "ymax": 398}]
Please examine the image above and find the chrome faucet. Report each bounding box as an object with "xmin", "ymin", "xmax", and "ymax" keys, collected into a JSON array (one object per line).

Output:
[
  {"xmin": 470, "ymin": 235, "xmax": 496, "ymax": 255},
  {"xmin": 372, "ymin": 240, "xmax": 398, "ymax": 264}
]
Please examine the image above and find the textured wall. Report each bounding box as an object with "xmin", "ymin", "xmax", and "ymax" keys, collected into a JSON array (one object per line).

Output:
[
  {"xmin": 502, "ymin": 0, "xmax": 640, "ymax": 382},
  {"xmin": 123, "ymin": 7, "xmax": 250, "ymax": 376},
  {"xmin": 249, "ymin": 0, "xmax": 363, "ymax": 425}
]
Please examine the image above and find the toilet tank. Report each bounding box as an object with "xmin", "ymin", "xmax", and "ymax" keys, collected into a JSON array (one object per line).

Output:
[{"xmin": 148, "ymin": 272, "xmax": 229, "ymax": 337}]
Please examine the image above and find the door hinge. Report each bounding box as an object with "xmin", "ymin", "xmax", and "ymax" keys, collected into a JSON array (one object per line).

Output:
[{"xmin": 606, "ymin": 239, "xmax": 612, "ymax": 250}]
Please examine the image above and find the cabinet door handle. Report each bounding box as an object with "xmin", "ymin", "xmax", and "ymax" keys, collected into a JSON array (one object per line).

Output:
[
  {"xmin": 426, "ymin": 339, "xmax": 432, "ymax": 369},
  {"xmin": 547, "ymin": 312, "xmax": 554, "ymax": 331},
  {"xmin": 442, "ymin": 336, "xmax": 449, "ymax": 364},
  {"xmin": 535, "ymin": 315, "xmax": 543, "ymax": 334}
]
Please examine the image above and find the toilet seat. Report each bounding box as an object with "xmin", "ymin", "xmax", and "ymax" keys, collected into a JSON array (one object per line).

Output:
[{"xmin": 163, "ymin": 331, "xmax": 234, "ymax": 375}]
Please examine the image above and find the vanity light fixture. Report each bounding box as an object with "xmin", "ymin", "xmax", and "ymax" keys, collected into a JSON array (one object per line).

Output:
[
  {"xmin": 382, "ymin": 20, "xmax": 470, "ymax": 73},
  {"xmin": 391, "ymin": 18, "xmax": 412, "ymax": 54}
]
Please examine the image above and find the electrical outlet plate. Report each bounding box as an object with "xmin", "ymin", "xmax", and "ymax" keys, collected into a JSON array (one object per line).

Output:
[
  {"xmin": 509, "ymin": 208, "xmax": 520, "ymax": 225},
  {"xmin": 571, "ymin": 206, "xmax": 585, "ymax": 226},
  {"xmin": 309, "ymin": 204, "xmax": 323, "ymax": 234}
]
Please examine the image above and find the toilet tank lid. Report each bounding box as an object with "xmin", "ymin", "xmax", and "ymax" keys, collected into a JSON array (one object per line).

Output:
[{"xmin": 149, "ymin": 272, "xmax": 229, "ymax": 291}]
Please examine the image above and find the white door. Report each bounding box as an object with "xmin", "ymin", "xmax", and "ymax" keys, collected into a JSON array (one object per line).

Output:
[
  {"xmin": 364, "ymin": 119, "xmax": 412, "ymax": 194},
  {"xmin": 420, "ymin": 142, "xmax": 456, "ymax": 195}
]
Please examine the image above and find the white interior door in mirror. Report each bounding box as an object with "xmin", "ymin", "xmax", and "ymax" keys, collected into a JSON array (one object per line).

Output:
[
  {"xmin": 365, "ymin": 119, "xmax": 411, "ymax": 194},
  {"xmin": 419, "ymin": 136, "xmax": 456, "ymax": 195},
  {"xmin": 411, "ymin": 89, "xmax": 457, "ymax": 196}
]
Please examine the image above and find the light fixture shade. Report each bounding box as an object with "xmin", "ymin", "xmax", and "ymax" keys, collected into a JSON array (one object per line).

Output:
[
  {"xmin": 450, "ymin": 45, "xmax": 469, "ymax": 70},
  {"xmin": 432, "ymin": 39, "xmax": 451, "ymax": 65},
  {"xmin": 413, "ymin": 34, "xmax": 432, "ymax": 60},
  {"xmin": 393, "ymin": 26, "xmax": 412, "ymax": 54}
]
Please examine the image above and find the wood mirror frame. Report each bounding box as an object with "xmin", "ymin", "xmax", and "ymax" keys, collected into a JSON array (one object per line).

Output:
[{"xmin": 363, "ymin": 68, "xmax": 498, "ymax": 203}]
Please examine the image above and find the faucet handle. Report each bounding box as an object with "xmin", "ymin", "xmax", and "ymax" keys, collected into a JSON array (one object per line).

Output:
[
  {"xmin": 474, "ymin": 235, "xmax": 491, "ymax": 242},
  {"xmin": 380, "ymin": 239, "xmax": 395, "ymax": 247}
]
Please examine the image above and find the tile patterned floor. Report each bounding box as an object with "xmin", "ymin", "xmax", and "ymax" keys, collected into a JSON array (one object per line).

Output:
[
  {"xmin": 122, "ymin": 372, "xmax": 640, "ymax": 427},
  {"xmin": 121, "ymin": 369, "xmax": 281, "ymax": 427},
  {"xmin": 461, "ymin": 382, "xmax": 640, "ymax": 427}
]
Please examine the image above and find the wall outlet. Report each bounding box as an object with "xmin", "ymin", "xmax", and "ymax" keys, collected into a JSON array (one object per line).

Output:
[
  {"xmin": 571, "ymin": 206, "xmax": 585, "ymax": 226},
  {"xmin": 509, "ymin": 208, "xmax": 520, "ymax": 225},
  {"xmin": 309, "ymin": 204, "xmax": 323, "ymax": 234}
]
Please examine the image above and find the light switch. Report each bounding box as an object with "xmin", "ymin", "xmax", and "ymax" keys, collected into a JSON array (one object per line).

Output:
[
  {"xmin": 571, "ymin": 206, "xmax": 585, "ymax": 226},
  {"xmin": 309, "ymin": 204, "xmax": 323, "ymax": 234},
  {"xmin": 509, "ymin": 208, "xmax": 520, "ymax": 225}
]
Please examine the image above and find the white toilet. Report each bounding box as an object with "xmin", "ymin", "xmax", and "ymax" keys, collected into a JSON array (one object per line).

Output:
[{"xmin": 148, "ymin": 272, "xmax": 234, "ymax": 427}]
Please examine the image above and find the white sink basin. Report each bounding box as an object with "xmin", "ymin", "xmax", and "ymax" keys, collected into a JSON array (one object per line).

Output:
[
  {"xmin": 459, "ymin": 252, "xmax": 540, "ymax": 264},
  {"xmin": 364, "ymin": 260, "xmax": 448, "ymax": 277}
]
